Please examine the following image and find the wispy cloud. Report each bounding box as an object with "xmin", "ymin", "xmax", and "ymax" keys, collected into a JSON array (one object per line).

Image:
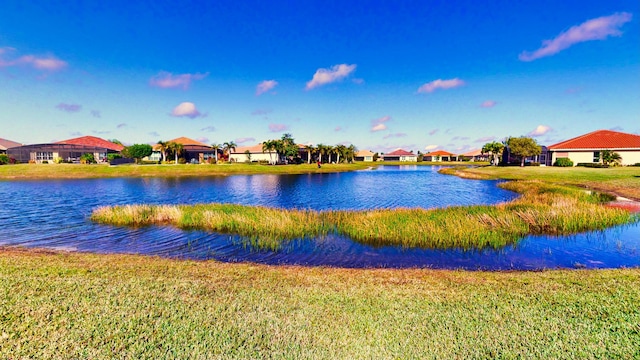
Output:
[
  {"xmin": 609, "ymin": 126, "xmax": 624, "ymax": 132},
  {"xmin": 383, "ymin": 133, "xmax": 407, "ymax": 139},
  {"xmin": 480, "ymin": 100, "xmax": 497, "ymax": 108},
  {"xmin": 148, "ymin": 131, "xmax": 160, "ymax": 137},
  {"xmin": 92, "ymin": 130, "xmax": 110, "ymax": 135},
  {"xmin": 451, "ymin": 136, "xmax": 470, "ymax": 141},
  {"xmin": 149, "ymin": 71, "xmax": 208, "ymax": 89},
  {"xmin": 334, "ymin": 126, "xmax": 343, "ymax": 132},
  {"xmin": 256, "ymin": 80, "xmax": 278, "ymax": 96},
  {"xmin": 91, "ymin": 110, "xmax": 101, "ymax": 118},
  {"xmin": 56, "ymin": 103, "xmax": 82, "ymax": 113},
  {"xmin": 251, "ymin": 108, "xmax": 272, "ymax": 116},
  {"xmin": 117, "ymin": 123, "xmax": 127, "ymax": 129},
  {"xmin": 0, "ymin": 47, "xmax": 67, "ymax": 71},
  {"xmin": 528, "ymin": 125, "xmax": 552, "ymax": 137},
  {"xmin": 235, "ymin": 137, "xmax": 255, "ymax": 144},
  {"xmin": 429, "ymin": 129, "xmax": 439, "ymax": 136},
  {"xmin": 201, "ymin": 126, "xmax": 216, "ymax": 132},
  {"xmin": 170, "ymin": 102, "xmax": 204, "ymax": 119},
  {"xmin": 370, "ymin": 115, "xmax": 391, "ymax": 132},
  {"xmin": 306, "ymin": 64, "xmax": 357, "ymax": 90},
  {"xmin": 269, "ymin": 123, "xmax": 289, "ymax": 132},
  {"xmin": 69, "ymin": 132, "xmax": 83, "ymax": 137},
  {"xmin": 519, "ymin": 12, "xmax": 632, "ymax": 61},
  {"xmin": 424, "ymin": 144, "xmax": 438, "ymax": 151},
  {"xmin": 474, "ymin": 136, "xmax": 496, "ymax": 143},
  {"xmin": 417, "ymin": 78, "xmax": 465, "ymax": 93}
]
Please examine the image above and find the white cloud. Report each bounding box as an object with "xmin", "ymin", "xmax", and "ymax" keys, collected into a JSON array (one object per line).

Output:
[
  {"xmin": 424, "ymin": 144, "xmax": 438, "ymax": 151},
  {"xmin": 149, "ymin": 71, "xmax": 208, "ymax": 89},
  {"xmin": 475, "ymin": 136, "xmax": 496, "ymax": 143},
  {"xmin": 269, "ymin": 123, "xmax": 289, "ymax": 132},
  {"xmin": 56, "ymin": 103, "xmax": 82, "ymax": 112},
  {"xmin": 305, "ymin": 64, "xmax": 357, "ymax": 90},
  {"xmin": 370, "ymin": 115, "xmax": 391, "ymax": 132},
  {"xmin": 519, "ymin": 12, "xmax": 632, "ymax": 61},
  {"xmin": 480, "ymin": 100, "xmax": 497, "ymax": 108},
  {"xmin": 528, "ymin": 125, "xmax": 552, "ymax": 137},
  {"xmin": 417, "ymin": 78, "xmax": 465, "ymax": 93},
  {"xmin": 235, "ymin": 137, "xmax": 255, "ymax": 144},
  {"xmin": 256, "ymin": 80, "xmax": 278, "ymax": 96},
  {"xmin": 171, "ymin": 102, "xmax": 203, "ymax": 119},
  {"xmin": 0, "ymin": 47, "xmax": 67, "ymax": 71}
]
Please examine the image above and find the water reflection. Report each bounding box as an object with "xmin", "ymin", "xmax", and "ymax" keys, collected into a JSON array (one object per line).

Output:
[{"xmin": 0, "ymin": 165, "xmax": 638, "ymax": 270}]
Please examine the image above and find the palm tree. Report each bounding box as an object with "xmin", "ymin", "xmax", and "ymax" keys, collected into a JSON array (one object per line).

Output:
[
  {"xmin": 601, "ymin": 150, "xmax": 622, "ymax": 166},
  {"xmin": 327, "ymin": 145, "xmax": 337, "ymax": 163},
  {"xmin": 156, "ymin": 140, "xmax": 169, "ymax": 162},
  {"xmin": 334, "ymin": 144, "xmax": 347, "ymax": 164},
  {"xmin": 211, "ymin": 143, "xmax": 221, "ymax": 163},
  {"xmin": 262, "ymin": 140, "xmax": 275, "ymax": 164},
  {"xmin": 167, "ymin": 142, "xmax": 183, "ymax": 164},
  {"xmin": 316, "ymin": 144, "xmax": 328, "ymax": 164},
  {"xmin": 222, "ymin": 141, "xmax": 237, "ymax": 162},
  {"xmin": 346, "ymin": 144, "xmax": 357, "ymax": 163},
  {"xmin": 482, "ymin": 141, "xmax": 505, "ymax": 166},
  {"xmin": 304, "ymin": 144, "xmax": 316, "ymax": 164}
]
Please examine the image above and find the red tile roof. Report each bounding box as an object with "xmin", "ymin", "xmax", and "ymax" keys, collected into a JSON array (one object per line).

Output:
[
  {"xmin": 56, "ymin": 136, "xmax": 124, "ymax": 151},
  {"xmin": 426, "ymin": 150, "xmax": 455, "ymax": 156},
  {"xmin": 0, "ymin": 138, "xmax": 23, "ymax": 150},
  {"xmin": 462, "ymin": 149, "xmax": 482, "ymax": 157},
  {"xmin": 385, "ymin": 149, "xmax": 415, "ymax": 156},
  {"xmin": 549, "ymin": 130, "xmax": 640, "ymax": 150},
  {"xmin": 232, "ymin": 143, "xmax": 273, "ymax": 153}
]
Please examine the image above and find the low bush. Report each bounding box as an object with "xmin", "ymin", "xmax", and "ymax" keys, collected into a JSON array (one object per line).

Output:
[
  {"xmin": 577, "ymin": 163, "xmax": 609, "ymax": 168},
  {"xmin": 0, "ymin": 154, "xmax": 9, "ymax": 165},
  {"xmin": 554, "ymin": 158, "xmax": 573, "ymax": 167}
]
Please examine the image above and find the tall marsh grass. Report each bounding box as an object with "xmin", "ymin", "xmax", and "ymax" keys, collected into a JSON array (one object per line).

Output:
[{"xmin": 92, "ymin": 181, "xmax": 638, "ymax": 250}]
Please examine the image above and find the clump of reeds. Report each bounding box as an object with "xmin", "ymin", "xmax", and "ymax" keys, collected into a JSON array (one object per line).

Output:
[{"xmin": 91, "ymin": 181, "xmax": 638, "ymax": 251}]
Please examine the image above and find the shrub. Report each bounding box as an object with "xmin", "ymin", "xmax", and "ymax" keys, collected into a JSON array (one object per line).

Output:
[
  {"xmin": 107, "ymin": 153, "xmax": 122, "ymax": 162},
  {"xmin": 0, "ymin": 154, "xmax": 9, "ymax": 165},
  {"xmin": 633, "ymin": 163, "xmax": 640, "ymax": 167},
  {"xmin": 80, "ymin": 153, "xmax": 96, "ymax": 164},
  {"xmin": 554, "ymin": 158, "xmax": 573, "ymax": 167},
  {"xmin": 576, "ymin": 163, "xmax": 609, "ymax": 168}
]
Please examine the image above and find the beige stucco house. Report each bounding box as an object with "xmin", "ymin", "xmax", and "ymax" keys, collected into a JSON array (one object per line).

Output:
[{"xmin": 548, "ymin": 130, "xmax": 640, "ymax": 166}]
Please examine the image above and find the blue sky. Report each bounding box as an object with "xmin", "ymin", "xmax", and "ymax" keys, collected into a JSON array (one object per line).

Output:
[{"xmin": 1, "ymin": 0, "xmax": 638, "ymax": 154}]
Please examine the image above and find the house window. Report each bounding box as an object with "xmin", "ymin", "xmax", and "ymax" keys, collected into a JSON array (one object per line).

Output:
[
  {"xmin": 36, "ymin": 152, "xmax": 53, "ymax": 161},
  {"xmin": 593, "ymin": 151, "xmax": 600, "ymax": 163}
]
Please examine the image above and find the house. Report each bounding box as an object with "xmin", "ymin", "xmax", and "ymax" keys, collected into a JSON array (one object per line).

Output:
[
  {"xmin": 423, "ymin": 150, "xmax": 457, "ymax": 162},
  {"xmin": 229, "ymin": 143, "xmax": 279, "ymax": 164},
  {"xmin": 151, "ymin": 137, "xmax": 216, "ymax": 163},
  {"xmin": 503, "ymin": 145, "xmax": 551, "ymax": 166},
  {"xmin": 548, "ymin": 130, "xmax": 640, "ymax": 166},
  {"xmin": 382, "ymin": 149, "xmax": 417, "ymax": 162},
  {"xmin": 354, "ymin": 150, "xmax": 375, "ymax": 162},
  {"xmin": 0, "ymin": 138, "xmax": 22, "ymax": 154},
  {"xmin": 460, "ymin": 149, "xmax": 488, "ymax": 162},
  {"xmin": 7, "ymin": 136, "xmax": 123, "ymax": 163}
]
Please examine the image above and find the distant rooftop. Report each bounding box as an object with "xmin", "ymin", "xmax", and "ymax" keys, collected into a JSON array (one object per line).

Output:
[
  {"xmin": 0, "ymin": 138, "xmax": 23, "ymax": 151},
  {"xmin": 56, "ymin": 136, "xmax": 124, "ymax": 151}
]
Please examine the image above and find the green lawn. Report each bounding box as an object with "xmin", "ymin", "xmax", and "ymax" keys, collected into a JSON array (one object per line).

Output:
[{"xmin": 1, "ymin": 248, "xmax": 639, "ymax": 359}]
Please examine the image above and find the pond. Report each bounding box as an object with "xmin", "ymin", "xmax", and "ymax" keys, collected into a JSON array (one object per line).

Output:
[{"xmin": 1, "ymin": 165, "xmax": 638, "ymax": 270}]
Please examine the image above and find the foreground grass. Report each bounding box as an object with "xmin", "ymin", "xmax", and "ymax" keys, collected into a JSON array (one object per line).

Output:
[
  {"xmin": 92, "ymin": 181, "xmax": 637, "ymax": 250},
  {"xmin": 440, "ymin": 165, "xmax": 640, "ymax": 201},
  {"xmin": 0, "ymin": 162, "xmax": 372, "ymax": 179},
  {"xmin": 1, "ymin": 248, "xmax": 638, "ymax": 358}
]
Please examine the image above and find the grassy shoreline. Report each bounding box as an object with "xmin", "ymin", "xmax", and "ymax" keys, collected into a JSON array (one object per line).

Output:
[
  {"xmin": 439, "ymin": 165, "xmax": 640, "ymax": 201},
  {"xmin": 92, "ymin": 180, "xmax": 638, "ymax": 250},
  {"xmin": 1, "ymin": 248, "xmax": 639, "ymax": 358},
  {"xmin": 0, "ymin": 162, "xmax": 373, "ymax": 179}
]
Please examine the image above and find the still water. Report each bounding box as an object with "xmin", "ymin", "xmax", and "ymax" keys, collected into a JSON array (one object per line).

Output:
[{"xmin": 1, "ymin": 165, "xmax": 638, "ymax": 270}]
